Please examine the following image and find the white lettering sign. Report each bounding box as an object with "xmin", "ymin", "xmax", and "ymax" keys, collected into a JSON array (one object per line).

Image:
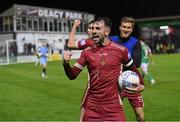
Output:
[
  {"xmin": 38, "ymin": 9, "xmax": 82, "ymax": 19},
  {"xmin": 65, "ymin": 12, "xmax": 82, "ymax": 19}
]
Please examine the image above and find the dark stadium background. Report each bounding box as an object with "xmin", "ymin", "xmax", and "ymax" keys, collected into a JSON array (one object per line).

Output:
[{"xmin": 1, "ymin": 0, "xmax": 180, "ymax": 35}]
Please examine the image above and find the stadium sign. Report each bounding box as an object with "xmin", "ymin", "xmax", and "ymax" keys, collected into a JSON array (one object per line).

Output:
[
  {"xmin": 16, "ymin": 6, "xmax": 83, "ymax": 20},
  {"xmin": 38, "ymin": 9, "xmax": 82, "ymax": 19}
]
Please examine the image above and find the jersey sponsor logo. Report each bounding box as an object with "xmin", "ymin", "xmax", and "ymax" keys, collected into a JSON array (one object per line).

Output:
[
  {"xmin": 79, "ymin": 39, "xmax": 86, "ymax": 46},
  {"xmin": 99, "ymin": 53, "xmax": 107, "ymax": 56}
]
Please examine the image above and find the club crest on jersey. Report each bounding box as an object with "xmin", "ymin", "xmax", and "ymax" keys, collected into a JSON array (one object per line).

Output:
[{"xmin": 100, "ymin": 59, "xmax": 106, "ymax": 66}]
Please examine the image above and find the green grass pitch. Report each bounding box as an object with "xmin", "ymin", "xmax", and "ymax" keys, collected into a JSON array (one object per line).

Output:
[{"xmin": 0, "ymin": 54, "xmax": 180, "ymax": 121}]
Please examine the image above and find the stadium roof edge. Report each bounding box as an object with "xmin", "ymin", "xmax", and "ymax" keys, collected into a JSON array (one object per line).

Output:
[{"xmin": 136, "ymin": 15, "xmax": 180, "ymax": 22}]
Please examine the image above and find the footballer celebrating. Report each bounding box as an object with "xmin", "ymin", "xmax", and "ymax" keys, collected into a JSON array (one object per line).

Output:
[{"xmin": 63, "ymin": 17, "xmax": 144, "ymax": 121}]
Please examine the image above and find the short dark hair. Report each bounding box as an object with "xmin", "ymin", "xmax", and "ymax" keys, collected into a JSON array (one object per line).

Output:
[
  {"xmin": 88, "ymin": 20, "xmax": 95, "ymax": 25},
  {"xmin": 94, "ymin": 17, "xmax": 112, "ymax": 29}
]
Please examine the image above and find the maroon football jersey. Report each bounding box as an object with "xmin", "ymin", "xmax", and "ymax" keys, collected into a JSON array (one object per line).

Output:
[{"xmin": 75, "ymin": 41, "xmax": 133, "ymax": 106}]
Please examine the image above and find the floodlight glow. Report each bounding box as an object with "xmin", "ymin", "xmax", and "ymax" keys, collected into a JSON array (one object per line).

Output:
[{"xmin": 160, "ymin": 26, "xmax": 169, "ymax": 29}]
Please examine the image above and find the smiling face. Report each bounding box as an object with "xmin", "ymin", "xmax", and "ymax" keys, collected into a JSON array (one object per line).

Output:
[{"xmin": 119, "ymin": 21, "xmax": 134, "ymax": 38}]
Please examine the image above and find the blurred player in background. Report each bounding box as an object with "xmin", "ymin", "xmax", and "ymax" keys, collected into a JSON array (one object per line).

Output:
[
  {"xmin": 140, "ymin": 39, "xmax": 156, "ymax": 86},
  {"xmin": 63, "ymin": 17, "xmax": 145, "ymax": 121},
  {"xmin": 37, "ymin": 41, "xmax": 49, "ymax": 78},
  {"xmin": 67, "ymin": 19, "xmax": 95, "ymax": 49},
  {"xmin": 34, "ymin": 46, "xmax": 40, "ymax": 66}
]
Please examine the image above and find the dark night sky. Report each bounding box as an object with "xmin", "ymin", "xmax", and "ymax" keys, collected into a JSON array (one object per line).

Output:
[{"xmin": 1, "ymin": 0, "xmax": 180, "ymax": 35}]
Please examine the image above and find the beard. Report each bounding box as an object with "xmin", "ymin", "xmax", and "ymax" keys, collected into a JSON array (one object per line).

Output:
[{"xmin": 94, "ymin": 37, "xmax": 105, "ymax": 47}]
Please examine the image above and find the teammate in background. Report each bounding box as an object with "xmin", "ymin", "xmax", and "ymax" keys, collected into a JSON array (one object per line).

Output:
[
  {"xmin": 63, "ymin": 17, "xmax": 145, "ymax": 121},
  {"xmin": 110, "ymin": 17, "xmax": 142, "ymax": 68},
  {"xmin": 67, "ymin": 19, "xmax": 95, "ymax": 49},
  {"xmin": 140, "ymin": 39, "xmax": 156, "ymax": 86},
  {"xmin": 110, "ymin": 16, "xmax": 144, "ymax": 122},
  {"xmin": 37, "ymin": 42, "xmax": 49, "ymax": 78}
]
